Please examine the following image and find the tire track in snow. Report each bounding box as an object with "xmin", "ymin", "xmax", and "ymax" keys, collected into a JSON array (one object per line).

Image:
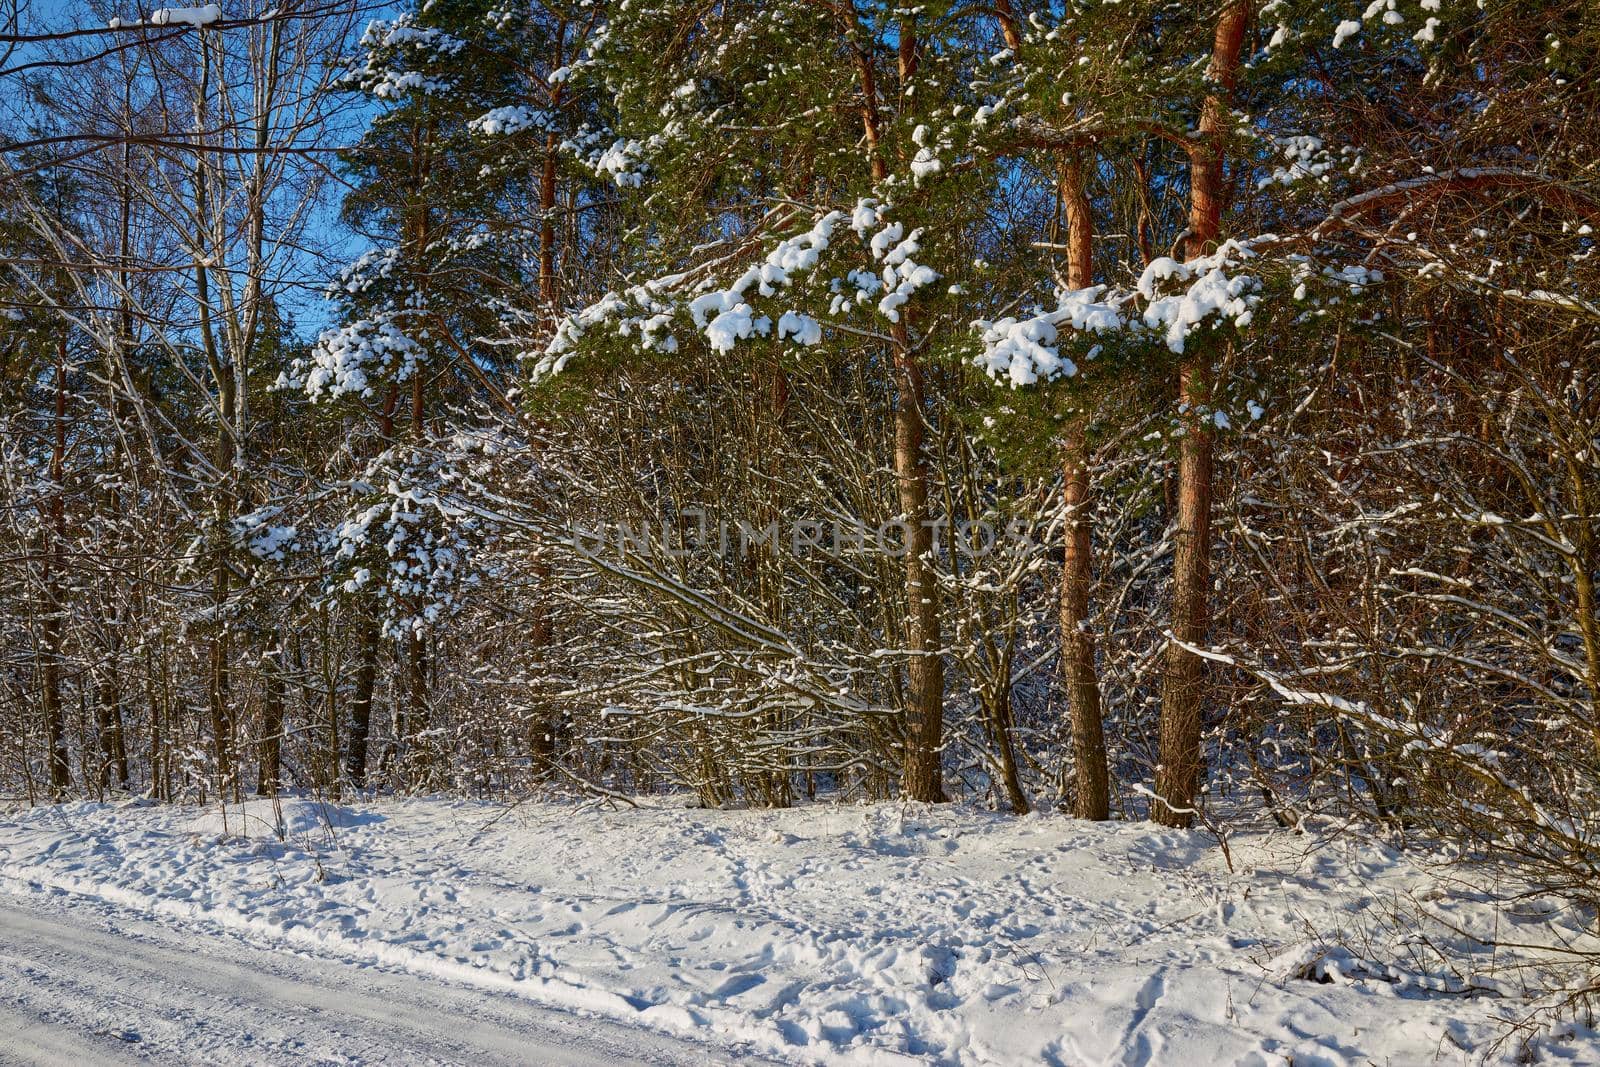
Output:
[{"xmin": 0, "ymin": 891, "xmax": 750, "ymax": 1066}]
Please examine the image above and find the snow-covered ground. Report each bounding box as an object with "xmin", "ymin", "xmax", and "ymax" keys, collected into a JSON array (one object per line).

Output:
[{"xmin": 1, "ymin": 796, "xmax": 1596, "ymax": 1066}]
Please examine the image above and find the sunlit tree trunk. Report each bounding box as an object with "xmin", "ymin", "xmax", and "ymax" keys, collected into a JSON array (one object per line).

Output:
[
  {"xmin": 1058, "ymin": 159, "xmax": 1111, "ymax": 821},
  {"xmin": 859, "ymin": 13, "xmax": 946, "ymax": 802},
  {"xmin": 1152, "ymin": 1, "xmax": 1250, "ymax": 829},
  {"xmin": 993, "ymin": 1, "xmax": 1108, "ymax": 819}
]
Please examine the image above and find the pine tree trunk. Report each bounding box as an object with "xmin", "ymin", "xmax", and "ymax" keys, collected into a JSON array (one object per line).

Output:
[
  {"xmin": 1061, "ymin": 428, "xmax": 1110, "ymax": 819},
  {"xmin": 94, "ymin": 666, "xmax": 127, "ymax": 790},
  {"xmin": 404, "ymin": 367, "xmax": 429, "ymax": 788},
  {"xmin": 349, "ymin": 385, "xmax": 398, "ymax": 789},
  {"xmin": 345, "ymin": 617, "xmax": 379, "ymax": 788},
  {"xmin": 894, "ymin": 345, "xmax": 946, "ymax": 803},
  {"xmin": 258, "ymin": 652, "xmax": 284, "ymax": 796},
  {"xmin": 850, "ymin": 11, "xmax": 946, "ymax": 802},
  {"xmin": 1057, "ymin": 157, "xmax": 1111, "ymax": 820},
  {"xmin": 405, "ymin": 630, "xmax": 427, "ymax": 787},
  {"xmin": 1152, "ymin": 1, "xmax": 1250, "ymax": 828},
  {"xmin": 1153, "ymin": 364, "xmax": 1215, "ymax": 826},
  {"xmin": 529, "ymin": 69, "xmax": 563, "ymax": 774},
  {"xmin": 993, "ymin": 0, "xmax": 1023, "ymax": 51},
  {"xmin": 146, "ymin": 645, "xmax": 165, "ymax": 801},
  {"xmin": 995, "ymin": 0, "xmax": 1108, "ymax": 818}
]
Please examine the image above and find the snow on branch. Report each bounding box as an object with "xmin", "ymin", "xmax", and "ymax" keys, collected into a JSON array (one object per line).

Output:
[
  {"xmin": 107, "ymin": 4, "xmax": 220, "ymax": 29},
  {"xmin": 563, "ymin": 127, "xmax": 651, "ymax": 189},
  {"xmin": 974, "ymin": 239, "xmax": 1278, "ymax": 387},
  {"xmin": 973, "ymin": 286, "xmax": 1128, "ymax": 387},
  {"xmin": 347, "ymin": 16, "xmax": 467, "ymax": 99},
  {"xmin": 151, "ymin": 5, "xmax": 219, "ymax": 26},
  {"xmin": 470, "ymin": 106, "xmax": 553, "ymax": 137},
  {"xmin": 533, "ymin": 201, "xmax": 940, "ymax": 377},
  {"xmin": 973, "ymin": 229, "xmax": 1396, "ymax": 391},
  {"xmin": 279, "ymin": 313, "xmax": 426, "ymax": 401}
]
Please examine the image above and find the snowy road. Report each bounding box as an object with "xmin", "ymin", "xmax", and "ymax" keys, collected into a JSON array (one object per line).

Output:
[{"xmin": 0, "ymin": 893, "xmax": 738, "ymax": 1066}]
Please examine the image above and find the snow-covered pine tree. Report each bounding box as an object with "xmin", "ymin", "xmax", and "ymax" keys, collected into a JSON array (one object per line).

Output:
[
  {"xmin": 529, "ymin": 0, "xmax": 1062, "ymax": 802},
  {"xmin": 287, "ymin": 0, "xmax": 555, "ymax": 788}
]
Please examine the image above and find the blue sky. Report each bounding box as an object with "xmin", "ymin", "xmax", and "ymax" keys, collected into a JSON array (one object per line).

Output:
[{"xmin": 6, "ymin": 0, "xmax": 398, "ymax": 338}]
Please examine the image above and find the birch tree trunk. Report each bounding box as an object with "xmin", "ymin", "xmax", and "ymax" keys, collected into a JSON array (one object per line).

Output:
[{"xmin": 41, "ymin": 334, "xmax": 71, "ymax": 799}]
